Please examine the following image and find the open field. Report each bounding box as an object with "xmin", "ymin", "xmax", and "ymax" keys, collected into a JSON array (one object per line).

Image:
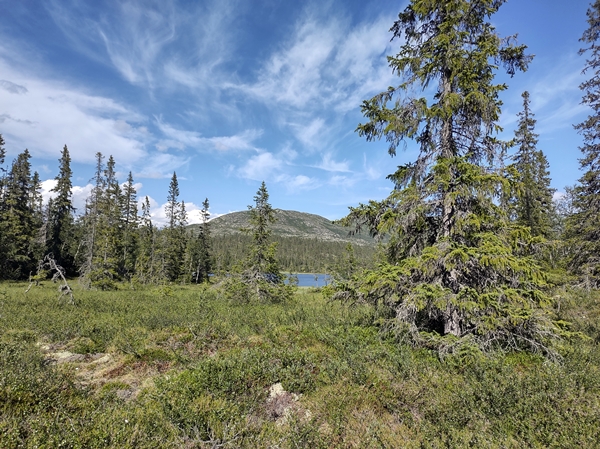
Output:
[{"xmin": 1, "ymin": 282, "xmax": 599, "ymax": 448}]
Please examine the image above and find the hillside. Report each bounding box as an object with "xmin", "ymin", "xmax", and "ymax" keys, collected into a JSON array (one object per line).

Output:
[{"xmin": 190, "ymin": 209, "xmax": 377, "ymax": 247}]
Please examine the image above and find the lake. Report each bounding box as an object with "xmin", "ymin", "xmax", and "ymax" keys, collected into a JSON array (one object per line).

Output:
[{"xmin": 289, "ymin": 273, "xmax": 331, "ymax": 287}]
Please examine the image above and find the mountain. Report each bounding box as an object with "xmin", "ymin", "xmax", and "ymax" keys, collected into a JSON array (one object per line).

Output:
[{"xmin": 189, "ymin": 209, "xmax": 376, "ymax": 246}]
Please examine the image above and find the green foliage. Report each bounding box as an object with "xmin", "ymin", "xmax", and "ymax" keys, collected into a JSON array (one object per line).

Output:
[
  {"xmin": 47, "ymin": 145, "xmax": 76, "ymax": 275},
  {"xmin": 164, "ymin": 172, "xmax": 187, "ymax": 282},
  {"xmin": 1, "ymin": 283, "xmax": 599, "ymax": 447},
  {"xmin": 565, "ymin": 0, "xmax": 600, "ymax": 287},
  {"xmin": 223, "ymin": 182, "xmax": 296, "ymax": 303},
  {"xmin": 338, "ymin": 0, "xmax": 562, "ymax": 356},
  {"xmin": 0, "ymin": 149, "xmax": 39, "ymax": 279},
  {"xmin": 509, "ymin": 91, "xmax": 555, "ymax": 239}
]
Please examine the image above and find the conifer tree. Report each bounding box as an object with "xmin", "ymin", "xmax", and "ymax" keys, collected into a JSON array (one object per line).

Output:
[
  {"xmin": 339, "ymin": 0, "xmax": 559, "ymax": 355},
  {"xmin": 566, "ymin": 0, "xmax": 600, "ymax": 287},
  {"xmin": 48, "ymin": 145, "xmax": 75, "ymax": 274},
  {"xmin": 136, "ymin": 196, "xmax": 159, "ymax": 283},
  {"xmin": 511, "ymin": 91, "xmax": 555, "ymax": 238},
  {"xmin": 79, "ymin": 152, "xmax": 122, "ymax": 289},
  {"xmin": 196, "ymin": 198, "xmax": 212, "ymax": 283},
  {"xmin": 164, "ymin": 172, "xmax": 187, "ymax": 281},
  {"xmin": 236, "ymin": 181, "xmax": 294, "ymax": 301},
  {"xmin": 0, "ymin": 150, "xmax": 37, "ymax": 278},
  {"xmin": 121, "ymin": 171, "xmax": 138, "ymax": 279},
  {"xmin": 246, "ymin": 182, "xmax": 280, "ymax": 282},
  {"xmin": 79, "ymin": 152, "xmax": 105, "ymax": 285}
]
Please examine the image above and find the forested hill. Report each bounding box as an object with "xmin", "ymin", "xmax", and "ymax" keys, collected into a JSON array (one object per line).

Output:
[
  {"xmin": 190, "ymin": 209, "xmax": 377, "ymax": 246},
  {"xmin": 188, "ymin": 209, "xmax": 378, "ymax": 273}
]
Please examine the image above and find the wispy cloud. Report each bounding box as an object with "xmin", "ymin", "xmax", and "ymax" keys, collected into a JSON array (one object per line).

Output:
[
  {"xmin": 0, "ymin": 59, "xmax": 149, "ymax": 166},
  {"xmin": 0, "ymin": 80, "xmax": 28, "ymax": 95},
  {"xmin": 238, "ymin": 152, "xmax": 284, "ymax": 181},
  {"xmin": 46, "ymin": 0, "xmax": 240, "ymax": 93},
  {"xmin": 313, "ymin": 153, "xmax": 351, "ymax": 172},
  {"xmin": 155, "ymin": 117, "xmax": 263, "ymax": 152}
]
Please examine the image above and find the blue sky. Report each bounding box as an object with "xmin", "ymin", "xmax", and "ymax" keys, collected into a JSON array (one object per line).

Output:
[{"xmin": 0, "ymin": 0, "xmax": 592, "ymax": 224}]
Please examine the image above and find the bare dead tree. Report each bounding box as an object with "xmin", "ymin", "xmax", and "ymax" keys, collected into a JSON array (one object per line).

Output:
[{"xmin": 25, "ymin": 254, "xmax": 75, "ymax": 305}]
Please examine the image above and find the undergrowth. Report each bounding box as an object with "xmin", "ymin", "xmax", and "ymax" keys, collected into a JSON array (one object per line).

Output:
[{"xmin": 0, "ymin": 282, "xmax": 598, "ymax": 447}]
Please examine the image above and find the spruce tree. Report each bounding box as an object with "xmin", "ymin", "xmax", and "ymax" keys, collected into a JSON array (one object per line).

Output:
[
  {"xmin": 136, "ymin": 196, "xmax": 158, "ymax": 283},
  {"xmin": 79, "ymin": 152, "xmax": 122, "ymax": 289},
  {"xmin": 79, "ymin": 152, "xmax": 105, "ymax": 285},
  {"xmin": 121, "ymin": 171, "xmax": 138, "ymax": 279},
  {"xmin": 511, "ymin": 91, "xmax": 555, "ymax": 238},
  {"xmin": 185, "ymin": 198, "xmax": 212, "ymax": 283},
  {"xmin": 238, "ymin": 181, "xmax": 293, "ymax": 301},
  {"xmin": 0, "ymin": 150, "xmax": 37, "ymax": 278},
  {"xmin": 566, "ymin": 0, "xmax": 600, "ymax": 287},
  {"xmin": 48, "ymin": 145, "xmax": 75, "ymax": 274},
  {"xmin": 339, "ymin": 0, "xmax": 559, "ymax": 355},
  {"xmin": 197, "ymin": 198, "xmax": 212, "ymax": 283},
  {"xmin": 164, "ymin": 172, "xmax": 187, "ymax": 282}
]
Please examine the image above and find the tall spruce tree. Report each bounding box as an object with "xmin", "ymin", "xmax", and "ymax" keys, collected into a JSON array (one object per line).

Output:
[
  {"xmin": 121, "ymin": 171, "xmax": 138, "ymax": 279},
  {"xmin": 48, "ymin": 145, "xmax": 75, "ymax": 274},
  {"xmin": 238, "ymin": 181, "xmax": 292, "ymax": 301},
  {"xmin": 136, "ymin": 196, "xmax": 159, "ymax": 283},
  {"xmin": 185, "ymin": 198, "xmax": 212, "ymax": 283},
  {"xmin": 566, "ymin": 0, "xmax": 600, "ymax": 287},
  {"xmin": 339, "ymin": 0, "xmax": 559, "ymax": 355},
  {"xmin": 0, "ymin": 150, "xmax": 37, "ymax": 278},
  {"xmin": 511, "ymin": 91, "xmax": 555, "ymax": 238},
  {"xmin": 79, "ymin": 153, "xmax": 122, "ymax": 289},
  {"xmin": 164, "ymin": 172, "xmax": 187, "ymax": 281}
]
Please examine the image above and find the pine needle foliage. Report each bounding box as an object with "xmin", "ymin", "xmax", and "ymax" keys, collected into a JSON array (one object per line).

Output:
[
  {"xmin": 337, "ymin": 0, "xmax": 561, "ymax": 356},
  {"xmin": 510, "ymin": 92, "xmax": 555, "ymax": 239},
  {"xmin": 566, "ymin": 0, "xmax": 600, "ymax": 288}
]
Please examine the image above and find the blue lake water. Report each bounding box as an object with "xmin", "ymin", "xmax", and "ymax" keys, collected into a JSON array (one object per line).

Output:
[{"xmin": 289, "ymin": 273, "xmax": 331, "ymax": 287}]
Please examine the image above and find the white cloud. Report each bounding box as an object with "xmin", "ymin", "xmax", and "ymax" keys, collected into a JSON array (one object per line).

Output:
[
  {"xmin": 72, "ymin": 184, "xmax": 94, "ymax": 213},
  {"xmin": 314, "ymin": 153, "xmax": 351, "ymax": 172},
  {"xmin": 238, "ymin": 152, "xmax": 283, "ymax": 181},
  {"xmin": 40, "ymin": 179, "xmax": 58, "ymax": 205},
  {"xmin": 276, "ymin": 174, "xmax": 320, "ymax": 192},
  {"xmin": 0, "ymin": 60, "xmax": 148, "ymax": 166},
  {"xmin": 155, "ymin": 117, "xmax": 262, "ymax": 153},
  {"xmin": 137, "ymin": 196, "xmax": 215, "ymax": 227},
  {"xmin": 135, "ymin": 153, "xmax": 191, "ymax": 179}
]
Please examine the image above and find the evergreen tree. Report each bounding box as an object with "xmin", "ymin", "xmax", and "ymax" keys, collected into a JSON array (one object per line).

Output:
[
  {"xmin": 48, "ymin": 145, "xmax": 76, "ymax": 274},
  {"xmin": 136, "ymin": 196, "xmax": 160, "ymax": 284},
  {"xmin": 0, "ymin": 134, "xmax": 6, "ymax": 192},
  {"xmin": 0, "ymin": 134, "xmax": 5, "ymax": 170},
  {"xmin": 79, "ymin": 153, "xmax": 122, "ymax": 289},
  {"xmin": 79, "ymin": 152, "xmax": 105, "ymax": 285},
  {"xmin": 566, "ymin": 1, "xmax": 600, "ymax": 287},
  {"xmin": 339, "ymin": 0, "xmax": 559, "ymax": 355},
  {"xmin": 0, "ymin": 150, "xmax": 37, "ymax": 278},
  {"xmin": 510, "ymin": 92, "xmax": 555, "ymax": 238},
  {"xmin": 164, "ymin": 172, "xmax": 187, "ymax": 281},
  {"xmin": 197, "ymin": 198, "xmax": 212, "ymax": 283},
  {"xmin": 185, "ymin": 198, "xmax": 212, "ymax": 283},
  {"xmin": 29, "ymin": 171, "xmax": 46, "ymax": 264},
  {"xmin": 121, "ymin": 171, "xmax": 138, "ymax": 279},
  {"xmin": 246, "ymin": 181, "xmax": 280, "ymax": 282},
  {"xmin": 232, "ymin": 181, "xmax": 295, "ymax": 301}
]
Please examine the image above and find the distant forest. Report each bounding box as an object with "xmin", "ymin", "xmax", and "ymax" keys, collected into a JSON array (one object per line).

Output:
[{"xmin": 0, "ymin": 140, "xmax": 371, "ymax": 286}]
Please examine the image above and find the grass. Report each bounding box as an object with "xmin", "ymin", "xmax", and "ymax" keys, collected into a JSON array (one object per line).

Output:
[{"xmin": 0, "ymin": 281, "xmax": 599, "ymax": 447}]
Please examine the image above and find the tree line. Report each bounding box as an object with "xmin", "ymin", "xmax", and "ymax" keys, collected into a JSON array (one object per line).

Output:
[
  {"xmin": 0, "ymin": 142, "xmax": 364, "ymax": 287},
  {"xmin": 0, "ymin": 146, "xmax": 212, "ymax": 289}
]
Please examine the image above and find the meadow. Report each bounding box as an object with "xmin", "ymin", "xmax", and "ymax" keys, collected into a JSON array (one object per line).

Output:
[{"xmin": 1, "ymin": 281, "xmax": 599, "ymax": 448}]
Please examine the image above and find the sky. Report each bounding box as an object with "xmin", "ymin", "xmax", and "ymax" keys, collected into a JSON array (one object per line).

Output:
[{"xmin": 0, "ymin": 0, "xmax": 593, "ymax": 225}]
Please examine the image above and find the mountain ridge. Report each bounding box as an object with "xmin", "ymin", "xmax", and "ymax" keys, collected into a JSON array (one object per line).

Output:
[{"xmin": 188, "ymin": 209, "xmax": 376, "ymax": 246}]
